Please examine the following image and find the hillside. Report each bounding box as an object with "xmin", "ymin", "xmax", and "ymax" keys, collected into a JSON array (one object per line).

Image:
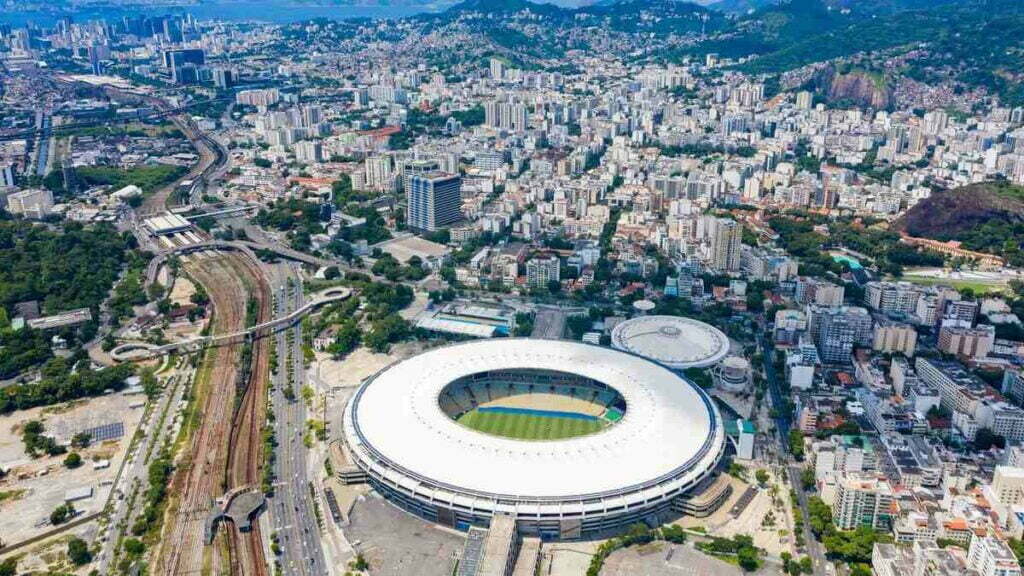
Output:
[{"xmin": 895, "ymin": 182, "xmax": 1024, "ymax": 265}]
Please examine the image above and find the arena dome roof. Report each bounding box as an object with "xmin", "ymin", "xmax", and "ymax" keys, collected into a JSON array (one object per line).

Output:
[{"xmin": 610, "ymin": 315, "xmax": 730, "ymax": 370}]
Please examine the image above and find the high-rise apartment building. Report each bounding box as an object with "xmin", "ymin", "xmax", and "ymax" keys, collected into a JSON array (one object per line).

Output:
[
  {"xmin": 295, "ymin": 140, "xmax": 323, "ymax": 164},
  {"xmin": 865, "ymin": 281, "xmax": 921, "ymax": 317},
  {"xmin": 938, "ymin": 325, "xmax": 995, "ymax": 359},
  {"xmin": 406, "ymin": 171, "xmax": 462, "ymax": 232},
  {"xmin": 526, "ymin": 256, "xmax": 561, "ymax": 289},
  {"xmin": 484, "ymin": 100, "xmax": 529, "ymax": 132},
  {"xmin": 709, "ymin": 218, "xmax": 742, "ymax": 272},
  {"xmin": 832, "ymin": 474, "xmax": 894, "ymax": 531},
  {"xmin": 364, "ymin": 155, "xmax": 394, "ymax": 192},
  {"xmin": 807, "ymin": 305, "xmax": 873, "ymax": 364}
]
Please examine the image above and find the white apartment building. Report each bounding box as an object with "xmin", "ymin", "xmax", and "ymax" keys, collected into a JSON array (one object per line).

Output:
[
  {"xmin": 967, "ymin": 534, "xmax": 1022, "ymax": 576},
  {"xmin": 832, "ymin": 474, "xmax": 894, "ymax": 531}
]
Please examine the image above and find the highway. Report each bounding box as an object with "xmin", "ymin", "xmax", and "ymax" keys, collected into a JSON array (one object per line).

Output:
[
  {"xmin": 0, "ymin": 95, "xmax": 234, "ymax": 142},
  {"xmin": 267, "ymin": 266, "xmax": 327, "ymax": 576},
  {"xmin": 34, "ymin": 112, "xmax": 51, "ymax": 177}
]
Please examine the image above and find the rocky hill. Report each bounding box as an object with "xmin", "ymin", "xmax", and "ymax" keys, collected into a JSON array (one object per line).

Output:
[
  {"xmin": 894, "ymin": 182, "xmax": 1024, "ymax": 264},
  {"xmin": 821, "ymin": 67, "xmax": 893, "ymax": 110}
]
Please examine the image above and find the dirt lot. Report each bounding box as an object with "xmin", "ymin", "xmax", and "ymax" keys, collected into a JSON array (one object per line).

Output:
[
  {"xmin": 0, "ymin": 391, "xmax": 146, "ymax": 545},
  {"xmin": 312, "ymin": 341, "xmax": 427, "ymax": 391},
  {"xmin": 4, "ymin": 525, "xmax": 99, "ymax": 575},
  {"xmin": 601, "ymin": 540, "xmax": 784, "ymax": 576},
  {"xmin": 168, "ymin": 276, "xmax": 197, "ymax": 306}
]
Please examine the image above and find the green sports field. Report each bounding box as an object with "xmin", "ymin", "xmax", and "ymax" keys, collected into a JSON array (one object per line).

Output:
[{"xmin": 457, "ymin": 409, "xmax": 605, "ymax": 440}]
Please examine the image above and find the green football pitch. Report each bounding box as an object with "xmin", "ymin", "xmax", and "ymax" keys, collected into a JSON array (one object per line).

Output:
[{"xmin": 457, "ymin": 410, "xmax": 605, "ymax": 440}]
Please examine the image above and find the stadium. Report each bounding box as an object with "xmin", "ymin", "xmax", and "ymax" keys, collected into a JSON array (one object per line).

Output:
[{"xmin": 342, "ymin": 339, "xmax": 726, "ymax": 539}]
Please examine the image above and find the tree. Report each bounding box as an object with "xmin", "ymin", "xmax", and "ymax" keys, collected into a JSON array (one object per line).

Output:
[
  {"xmin": 755, "ymin": 469, "xmax": 770, "ymax": 486},
  {"xmin": 363, "ymin": 315, "xmax": 409, "ymax": 353},
  {"xmin": 64, "ymin": 452, "xmax": 83, "ymax": 469},
  {"xmin": 623, "ymin": 523, "xmax": 655, "ymax": 546},
  {"xmin": 68, "ymin": 536, "xmax": 92, "ymax": 565},
  {"xmin": 788, "ymin": 429, "xmax": 805, "ymax": 461},
  {"xmin": 974, "ymin": 427, "xmax": 1006, "ymax": 451},
  {"xmin": 661, "ymin": 524, "xmax": 687, "ymax": 544},
  {"xmin": 737, "ymin": 545, "xmax": 760, "ymax": 572},
  {"xmin": 349, "ymin": 554, "xmax": 369, "ymax": 571},
  {"xmin": 0, "ymin": 558, "xmax": 16, "ymax": 576},
  {"xmin": 806, "ymin": 496, "xmax": 833, "ymax": 536},
  {"xmin": 801, "ymin": 467, "xmax": 816, "ymax": 491},
  {"xmin": 122, "ymin": 538, "xmax": 145, "ymax": 557},
  {"xmin": 849, "ymin": 563, "xmax": 872, "ymax": 576},
  {"xmin": 22, "ymin": 419, "xmax": 66, "ymax": 457},
  {"xmin": 328, "ymin": 320, "xmax": 362, "ymax": 359},
  {"xmin": 71, "ymin": 432, "xmax": 92, "ymax": 449},
  {"xmin": 141, "ymin": 369, "xmax": 161, "ymax": 399},
  {"xmin": 51, "ymin": 502, "xmax": 76, "ymax": 525}
]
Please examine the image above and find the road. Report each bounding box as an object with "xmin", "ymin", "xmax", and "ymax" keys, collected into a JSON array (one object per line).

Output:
[
  {"xmin": 95, "ymin": 362, "xmax": 192, "ymax": 574},
  {"xmin": 267, "ymin": 265, "xmax": 327, "ymax": 576},
  {"xmin": 34, "ymin": 112, "xmax": 51, "ymax": 177},
  {"xmin": 758, "ymin": 331, "xmax": 828, "ymax": 576}
]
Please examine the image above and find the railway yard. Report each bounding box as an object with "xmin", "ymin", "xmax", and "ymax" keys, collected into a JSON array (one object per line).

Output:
[{"xmin": 157, "ymin": 253, "xmax": 270, "ymax": 576}]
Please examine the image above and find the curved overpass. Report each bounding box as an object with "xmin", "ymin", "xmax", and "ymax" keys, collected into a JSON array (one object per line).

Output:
[
  {"xmin": 113, "ymin": 287, "xmax": 353, "ymax": 361},
  {"xmin": 145, "ymin": 240, "xmax": 334, "ymax": 288}
]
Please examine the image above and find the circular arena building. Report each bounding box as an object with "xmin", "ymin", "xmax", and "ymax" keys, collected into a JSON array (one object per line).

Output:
[
  {"xmin": 610, "ymin": 315, "xmax": 730, "ymax": 370},
  {"xmin": 342, "ymin": 339, "xmax": 725, "ymax": 539}
]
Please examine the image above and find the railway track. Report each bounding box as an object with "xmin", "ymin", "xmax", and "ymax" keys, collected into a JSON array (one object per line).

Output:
[
  {"xmin": 158, "ymin": 254, "xmax": 258, "ymax": 576},
  {"xmin": 223, "ymin": 254, "xmax": 273, "ymax": 576}
]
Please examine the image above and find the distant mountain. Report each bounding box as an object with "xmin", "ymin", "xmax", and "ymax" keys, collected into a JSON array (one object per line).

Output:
[
  {"xmin": 705, "ymin": 0, "xmax": 775, "ymax": 14},
  {"xmin": 442, "ymin": 0, "xmax": 564, "ymax": 15},
  {"xmin": 706, "ymin": 0, "xmax": 959, "ymax": 14}
]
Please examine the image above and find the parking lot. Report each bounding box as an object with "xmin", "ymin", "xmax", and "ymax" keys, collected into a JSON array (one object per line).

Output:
[{"xmin": 346, "ymin": 492, "xmax": 465, "ymax": 576}]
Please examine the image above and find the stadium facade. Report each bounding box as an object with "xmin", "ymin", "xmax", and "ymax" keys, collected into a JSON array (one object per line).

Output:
[{"xmin": 342, "ymin": 339, "xmax": 726, "ymax": 539}]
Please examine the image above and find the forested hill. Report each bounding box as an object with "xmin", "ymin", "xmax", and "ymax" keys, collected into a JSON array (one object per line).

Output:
[
  {"xmin": 406, "ymin": 0, "xmax": 1024, "ymax": 107},
  {"xmin": 895, "ymin": 182, "xmax": 1024, "ymax": 267}
]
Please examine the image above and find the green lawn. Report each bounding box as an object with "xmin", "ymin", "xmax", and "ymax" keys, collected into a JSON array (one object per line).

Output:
[
  {"xmin": 896, "ymin": 274, "xmax": 1008, "ymax": 295},
  {"xmin": 76, "ymin": 164, "xmax": 187, "ymax": 193},
  {"xmin": 457, "ymin": 410, "xmax": 604, "ymax": 440}
]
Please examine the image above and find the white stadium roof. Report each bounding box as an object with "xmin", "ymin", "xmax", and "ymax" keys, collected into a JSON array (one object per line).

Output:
[
  {"xmin": 344, "ymin": 339, "xmax": 724, "ymax": 503},
  {"xmin": 610, "ymin": 315, "xmax": 730, "ymax": 370}
]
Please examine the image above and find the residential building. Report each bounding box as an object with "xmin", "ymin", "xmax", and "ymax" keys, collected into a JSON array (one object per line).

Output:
[
  {"xmin": 6, "ymin": 188, "xmax": 53, "ymax": 219},
  {"xmin": 939, "ymin": 325, "xmax": 996, "ymax": 359},
  {"xmin": 966, "ymin": 534, "xmax": 1022, "ymax": 576},
  {"xmin": 295, "ymin": 140, "xmax": 324, "ymax": 164},
  {"xmin": 865, "ymin": 281, "xmax": 921, "ymax": 317},
  {"xmin": 708, "ymin": 218, "xmax": 741, "ymax": 273},
  {"xmin": 832, "ymin": 474, "xmax": 895, "ymax": 531},
  {"xmin": 526, "ymin": 255, "xmax": 560, "ymax": 289},
  {"xmin": 406, "ymin": 171, "xmax": 462, "ymax": 232},
  {"xmin": 807, "ymin": 305, "xmax": 873, "ymax": 364},
  {"xmin": 873, "ymin": 319, "xmax": 918, "ymax": 357},
  {"xmin": 0, "ymin": 164, "xmax": 15, "ymax": 188}
]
